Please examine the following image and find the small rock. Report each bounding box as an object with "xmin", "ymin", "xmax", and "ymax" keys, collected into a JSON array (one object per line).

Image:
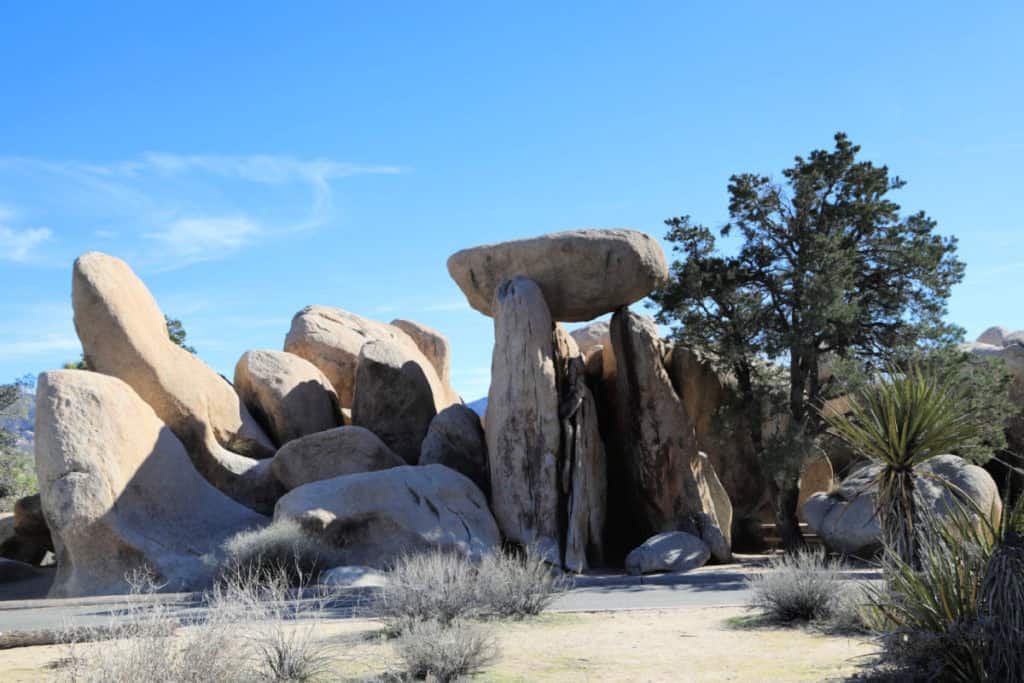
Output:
[{"xmin": 625, "ymin": 531, "xmax": 710, "ymax": 575}]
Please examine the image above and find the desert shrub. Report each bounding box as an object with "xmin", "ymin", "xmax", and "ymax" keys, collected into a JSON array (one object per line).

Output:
[
  {"xmin": 60, "ymin": 567, "xmax": 339, "ymax": 683},
  {"xmin": 864, "ymin": 497, "xmax": 1024, "ymax": 681},
  {"xmin": 210, "ymin": 569, "xmax": 337, "ymax": 682},
  {"xmin": 747, "ymin": 550, "xmax": 854, "ymax": 624},
  {"xmin": 217, "ymin": 518, "xmax": 342, "ymax": 587},
  {"xmin": 59, "ymin": 570, "xmax": 255, "ymax": 683},
  {"xmin": 393, "ymin": 619, "xmax": 498, "ymax": 683},
  {"xmin": 375, "ymin": 547, "xmax": 568, "ymax": 634},
  {"xmin": 474, "ymin": 547, "xmax": 569, "ymax": 619}
]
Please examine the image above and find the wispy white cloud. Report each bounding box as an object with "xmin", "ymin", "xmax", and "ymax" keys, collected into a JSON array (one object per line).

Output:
[
  {"xmin": 0, "ymin": 334, "xmax": 80, "ymax": 357},
  {"xmin": 0, "ymin": 202, "xmax": 52, "ymax": 262},
  {"xmin": 0, "ymin": 153, "xmax": 403, "ymax": 269},
  {"xmin": 0, "ymin": 225, "xmax": 51, "ymax": 262},
  {"xmin": 145, "ymin": 215, "xmax": 262, "ymax": 267}
]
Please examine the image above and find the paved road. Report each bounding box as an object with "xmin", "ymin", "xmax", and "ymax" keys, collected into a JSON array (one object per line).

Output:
[{"xmin": 0, "ymin": 566, "xmax": 879, "ymax": 638}]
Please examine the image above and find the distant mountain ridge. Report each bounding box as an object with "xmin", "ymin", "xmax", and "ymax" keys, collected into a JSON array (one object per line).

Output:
[{"xmin": 467, "ymin": 397, "xmax": 487, "ymax": 417}]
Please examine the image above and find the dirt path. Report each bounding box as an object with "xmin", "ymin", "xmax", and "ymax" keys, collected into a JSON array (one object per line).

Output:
[{"xmin": 0, "ymin": 606, "xmax": 874, "ymax": 682}]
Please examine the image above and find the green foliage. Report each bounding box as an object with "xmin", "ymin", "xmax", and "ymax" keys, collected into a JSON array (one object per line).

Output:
[
  {"xmin": 652, "ymin": 132, "xmax": 966, "ymax": 546},
  {"xmin": 824, "ymin": 364, "xmax": 988, "ymax": 565},
  {"xmin": 0, "ymin": 377, "xmax": 36, "ymax": 510},
  {"xmin": 164, "ymin": 316, "xmax": 196, "ymax": 354}
]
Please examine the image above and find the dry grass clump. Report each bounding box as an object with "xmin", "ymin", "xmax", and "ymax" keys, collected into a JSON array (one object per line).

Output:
[
  {"xmin": 217, "ymin": 518, "xmax": 343, "ymax": 587},
  {"xmin": 747, "ymin": 550, "xmax": 867, "ymax": 629},
  {"xmin": 375, "ymin": 547, "xmax": 568, "ymax": 634},
  {"xmin": 392, "ymin": 619, "xmax": 499, "ymax": 683},
  {"xmin": 59, "ymin": 567, "xmax": 339, "ymax": 683}
]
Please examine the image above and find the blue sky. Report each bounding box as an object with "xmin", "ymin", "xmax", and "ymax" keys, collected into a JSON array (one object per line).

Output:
[{"xmin": 1, "ymin": 2, "xmax": 1021, "ymax": 400}]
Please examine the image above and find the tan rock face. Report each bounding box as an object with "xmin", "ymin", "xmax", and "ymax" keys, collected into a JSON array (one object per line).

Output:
[
  {"xmin": 609, "ymin": 310, "xmax": 726, "ymax": 547},
  {"xmin": 284, "ymin": 306, "xmax": 420, "ymax": 409},
  {"xmin": 563, "ymin": 383, "xmax": 607, "ymax": 573},
  {"xmin": 274, "ymin": 464, "xmax": 500, "ymax": 568},
  {"xmin": 391, "ymin": 319, "xmax": 453, "ymax": 389},
  {"xmin": 271, "ymin": 426, "xmax": 405, "ymax": 490},
  {"xmin": 420, "ymin": 404, "xmax": 490, "ymax": 498},
  {"xmin": 569, "ymin": 320, "xmax": 611, "ymax": 361},
  {"xmin": 797, "ymin": 455, "xmax": 835, "ymax": 523},
  {"xmin": 665, "ymin": 346, "xmax": 768, "ymax": 525},
  {"xmin": 72, "ymin": 252, "xmax": 278, "ymax": 511},
  {"xmin": 234, "ymin": 350, "xmax": 341, "ymax": 447},
  {"xmin": 447, "ymin": 229, "xmax": 668, "ymax": 322},
  {"xmin": 486, "ymin": 277, "xmax": 562, "ymax": 563},
  {"xmin": 34, "ymin": 371, "xmax": 267, "ymax": 598},
  {"xmin": 351, "ymin": 339, "xmax": 455, "ymax": 464}
]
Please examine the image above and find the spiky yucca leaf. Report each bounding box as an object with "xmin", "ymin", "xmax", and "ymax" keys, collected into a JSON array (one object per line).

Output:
[{"xmin": 824, "ymin": 364, "xmax": 986, "ymax": 564}]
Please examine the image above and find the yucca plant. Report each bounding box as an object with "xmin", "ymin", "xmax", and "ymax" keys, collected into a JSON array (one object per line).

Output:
[
  {"xmin": 865, "ymin": 495, "xmax": 1024, "ymax": 681},
  {"xmin": 823, "ymin": 363, "xmax": 986, "ymax": 566}
]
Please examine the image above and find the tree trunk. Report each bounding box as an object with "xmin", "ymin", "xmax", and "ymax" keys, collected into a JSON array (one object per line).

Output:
[{"xmin": 776, "ymin": 479, "xmax": 806, "ymax": 551}]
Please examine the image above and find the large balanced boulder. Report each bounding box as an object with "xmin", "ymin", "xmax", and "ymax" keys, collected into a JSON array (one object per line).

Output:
[
  {"xmin": 625, "ymin": 531, "xmax": 710, "ymax": 575},
  {"xmin": 234, "ymin": 350, "xmax": 341, "ymax": 447},
  {"xmin": 285, "ymin": 306, "xmax": 444, "ymax": 409},
  {"xmin": 351, "ymin": 340, "xmax": 454, "ymax": 464},
  {"xmin": 35, "ymin": 371, "xmax": 267, "ymax": 598},
  {"xmin": 609, "ymin": 310, "xmax": 728, "ymax": 547},
  {"xmin": 419, "ymin": 404, "xmax": 490, "ymax": 498},
  {"xmin": 447, "ymin": 229, "xmax": 668, "ymax": 322},
  {"xmin": 803, "ymin": 455, "xmax": 1002, "ymax": 556},
  {"xmin": 391, "ymin": 319, "xmax": 452, "ymax": 388},
  {"xmin": 274, "ymin": 464, "xmax": 499, "ymax": 568},
  {"xmin": 270, "ymin": 426, "xmax": 404, "ymax": 490},
  {"xmin": 72, "ymin": 252, "xmax": 278, "ymax": 511},
  {"xmin": 485, "ymin": 277, "xmax": 562, "ymax": 563}
]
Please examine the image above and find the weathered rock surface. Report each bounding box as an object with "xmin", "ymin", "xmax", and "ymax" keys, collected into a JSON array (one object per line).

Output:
[
  {"xmin": 351, "ymin": 340, "xmax": 454, "ymax": 464},
  {"xmin": 72, "ymin": 252, "xmax": 278, "ymax": 511},
  {"xmin": 569, "ymin": 321, "xmax": 611, "ymax": 361},
  {"xmin": 625, "ymin": 531, "xmax": 710, "ymax": 575},
  {"xmin": 609, "ymin": 310, "xmax": 726, "ymax": 546},
  {"xmin": 35, "ymin": 371, "xmax": 267, "ymax": 598},
  {"xmin": 420, "ymin": 405, "xmax": 490, "ymax": 498},
  {"xmin": 485, "ymin": 277, "xmax": 562, "ymax": 563},
  {"xmin": 319, "ymin": 565, "xmax": 388, "ymax": 588},
  {"xmin": 977, "ymin": 326, "xmax": 1010, "ymax": 347},
  {"xmin": 804, "ymin": 454, "xmax": 1002, "ymax": 556},
  {"xmin": 666, "ymin": 346, "xmax": 768, "ymax": 526},
  {"xmin": 284, "ymin": 305, "xmax": 425, "ymax": 408},
  {"xmin": 0, "ymin": 495, "xmax": 54, "ymax": 565},
  {"xmin": 692, "ymin": 453, "xmax": 732, "ymax": 562},
  {"xmin": 391, "ymin": 319, "xmax": 452, "ymax": 388},
  {"xmin": 447, "ymin": 229, "xmax": 669, "ymax": 322},
  {"xmin": 271, "ymin": 426, "xmax": 405, "ymax": 490},
  {"xmin": 563, "ymin": 383, "xmax": 607, "ymax": 573},
  {"xmin": 234, "ymin": 350, "xmax": 341, "ymax": 447},
  {"xmin": 274, "ymin": 464, "xmax": 499, "ymax": 567},
  {"xmin": 797, "ymin": 455, "xmax": 835, "ymax": 523}
]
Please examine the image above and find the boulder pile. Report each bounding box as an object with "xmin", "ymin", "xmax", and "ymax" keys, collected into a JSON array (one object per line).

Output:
[{"xmin": 9, "ymin": 228, "xmax": 752, "ymax": 597}]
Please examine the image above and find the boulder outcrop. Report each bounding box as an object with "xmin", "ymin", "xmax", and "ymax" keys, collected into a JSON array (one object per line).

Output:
[
  {"xmin": 391, "ymin": 319, "xmax": 453, "ymax": 388},
  {"xmin": 625, "ymin": 531, "xmax": 710, "ymax": 575},
  {"xmin": 419, "ymin": 404, "xmax": 490, "ymax": 498},
  {"xmin": 609, "ymin": 309, "xmax": 728, "ymax": 546},
  {"xmin": 485, "ymin": 277, "xmax": 562, "ymax": 563},
  {"xmin": 351, "ymin": 339, "xmax": 454, "ymax": 464},
  {"xmin": 803, "ymin": 454, "xmax": 1002, "ymax": 556},
  {"xmin": 274, "ymin": 464, "xmax": 499, "ymax": 568},
  {"xmin": 234, "ymin": 350, "xmax": 341, "ymax": 447},
  {"xmin": 72, "ymin": 252, "xmax": 278, "ymax": 511},
  {"xmin": 0, "ymin": 495, "xmax": 53, "ymax": 565},
  {"xmin": 447, "ymin": 229, "xmax": 668, "ymax": 322},
  {"xmin": 35, "ymin": 371, "xmax": 267, "ymax": 597},
  {"xmin": 270, "ymin": 426, "xmax": 405, "ymax": 490}
]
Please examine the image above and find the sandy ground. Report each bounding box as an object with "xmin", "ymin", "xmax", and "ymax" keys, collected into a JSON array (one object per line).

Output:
[{"xmin": 0, "ymin": 606, "xmax": 874, "ymax": 682}]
